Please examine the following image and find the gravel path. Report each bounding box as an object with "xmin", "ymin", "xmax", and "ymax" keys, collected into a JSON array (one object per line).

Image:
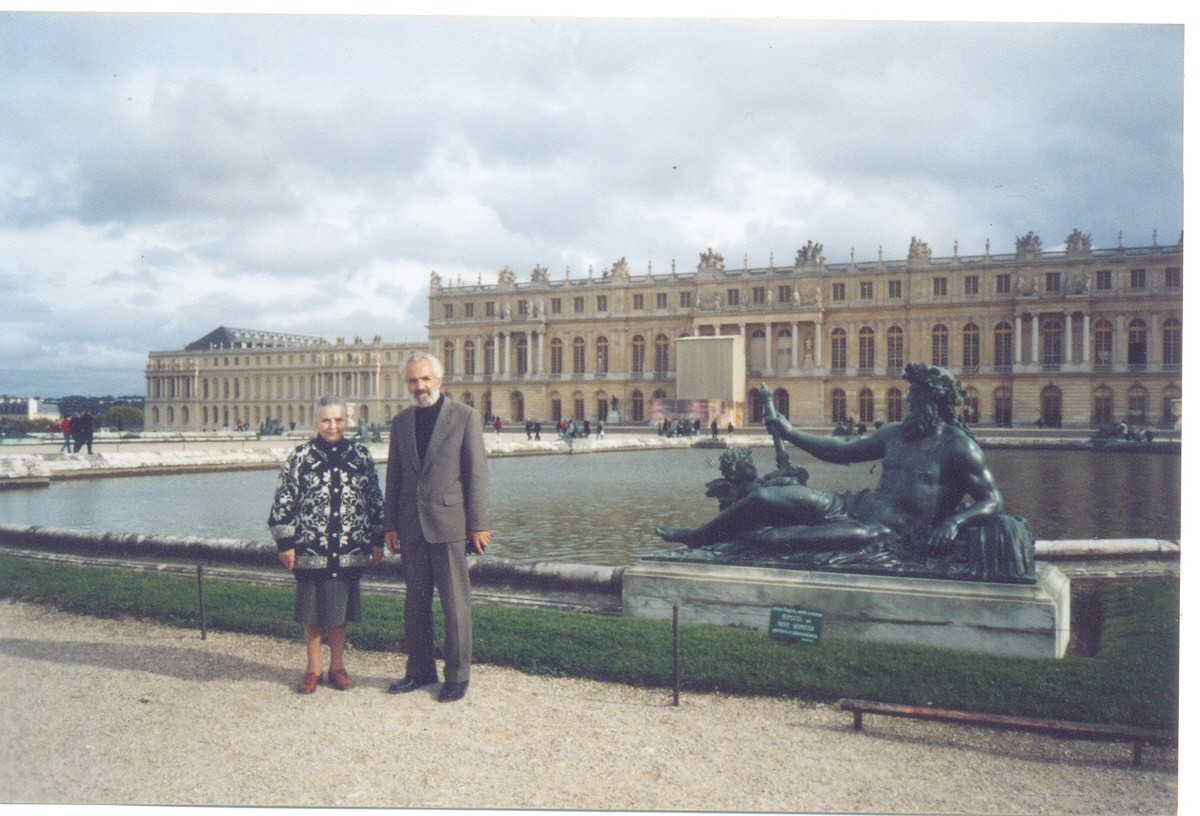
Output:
[{"xmin": 0, "ymin": 600, "xmax": 1177, "ymax": 813}]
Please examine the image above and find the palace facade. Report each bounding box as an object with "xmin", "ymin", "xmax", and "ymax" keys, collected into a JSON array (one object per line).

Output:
[
  {"xmin": 427, "ymin": 230, "xmax": 1183, "ymax": 429},
  {"xmin": 144, "ymin": 326, "xmax": 426, "ymax": 432}
]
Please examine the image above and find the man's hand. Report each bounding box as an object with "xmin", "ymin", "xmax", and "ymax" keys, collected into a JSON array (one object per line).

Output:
[
  {"xmin": 384, "ymin": 530, "xmax": 399, "ymax": 555},
  {"xmin": 467, "ymin": 530, "xmax": 491, "ymax": 555},
  {"xmin": 278, "ymin": 549, "xmax": 296, "ymax": 570}
]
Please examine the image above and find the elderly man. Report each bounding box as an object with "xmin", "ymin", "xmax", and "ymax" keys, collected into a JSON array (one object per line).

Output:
[
  {"xmin": 269, "ymin": 396, "xmax": 384, "ymax": 694},
  {"xmin": 657, "ymin": 364, "xmax": 1005, "ymax": 557},
  {"xmin": 384, "ymin": 353, "xmax": 491, "ymax": 703}
]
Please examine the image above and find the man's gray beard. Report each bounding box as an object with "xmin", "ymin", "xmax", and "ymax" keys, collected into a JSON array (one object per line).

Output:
[
  {"xmin": 413, "ymin": 389, "xmax": 441, "ymax": 408},
  {"xmin": 901, "ymin": 401, "xmax": 939, "ymax": 441}
]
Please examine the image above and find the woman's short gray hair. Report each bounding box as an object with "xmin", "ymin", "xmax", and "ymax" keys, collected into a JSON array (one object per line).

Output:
[
  {"xmin": 316, "ymin": 395, "xmax": 349, "ymax": 416},
  {"xmin": 405, "ymin": 352, "xmax": 444, "ymax": 379}
]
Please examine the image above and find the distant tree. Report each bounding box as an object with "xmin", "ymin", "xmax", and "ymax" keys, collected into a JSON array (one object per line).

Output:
[{"xmin": 104, "ymin": 405, "xmax": 145, "ymax": 431}]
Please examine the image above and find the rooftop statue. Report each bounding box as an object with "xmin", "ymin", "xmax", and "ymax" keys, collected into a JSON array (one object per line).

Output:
[{"xmin": 654, "ymin": 364, "xmax": 1036, "ymax": 582}]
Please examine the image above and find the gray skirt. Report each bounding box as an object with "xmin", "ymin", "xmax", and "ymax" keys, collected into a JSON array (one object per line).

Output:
[{"xmin": 294, "ymin": 574, "xmax": 362, "ymax": 627}]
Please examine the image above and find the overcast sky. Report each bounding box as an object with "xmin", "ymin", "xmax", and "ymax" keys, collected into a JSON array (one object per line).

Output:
[{"xmin": 0, "ymin": 9, "xmax": 1185, "ymax": 397}]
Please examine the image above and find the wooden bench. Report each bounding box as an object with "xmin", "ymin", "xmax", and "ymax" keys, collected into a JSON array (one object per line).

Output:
[{"xmin": 837, "ymin": 698, "xmax": 1175, "ymax": 766}]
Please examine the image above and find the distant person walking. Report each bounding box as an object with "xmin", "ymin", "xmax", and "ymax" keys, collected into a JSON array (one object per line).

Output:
[
  {"xmin": 73, "ymin": 411, "xmax": 94, "ymax": 454},
  {"xmin": 58, "ymin": 416, "xmax": 72, "ymax": 452},
  {"xmin": 533, "ymin": 420, "xmax": 542, "ymax": 441},
  {"xmin": 268, "ymin": 396, "xmax": 385, "ymax": 694},
  {"xmin": 493, "ymin": 416, "xmax": 502, "ymax": 438}
]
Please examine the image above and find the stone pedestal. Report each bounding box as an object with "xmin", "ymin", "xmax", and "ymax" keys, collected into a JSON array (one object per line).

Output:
[{"xmin": 622, "ymin": 560, "xmax": 1070, "ymax": 658}]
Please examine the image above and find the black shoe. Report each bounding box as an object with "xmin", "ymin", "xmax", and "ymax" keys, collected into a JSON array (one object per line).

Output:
[
  {"xmin": 387, "ymin": 675, "xmax": 438, "ymax": 694},
  {"xmin": 437, "ymin": 681, "xmax": 469, "ymax": 702}
]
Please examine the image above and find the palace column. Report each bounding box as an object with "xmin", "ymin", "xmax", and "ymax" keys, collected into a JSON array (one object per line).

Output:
[
  {"xmin": 1065, "ymin": 312, "xmax": 1073, "ymax": 364},
  {"xmin": 1082, "ymin": 314, "xmax": 1091, "ymax": 365},
  {"xmin": 1030, "ymin": 313, "xmax": 1040, "ymax": 364}
]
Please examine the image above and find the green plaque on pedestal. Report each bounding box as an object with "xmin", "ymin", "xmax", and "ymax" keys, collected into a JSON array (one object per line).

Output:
[{"xmin": 769, "ymin": 605, "xmax": 824, "ymax": 644}]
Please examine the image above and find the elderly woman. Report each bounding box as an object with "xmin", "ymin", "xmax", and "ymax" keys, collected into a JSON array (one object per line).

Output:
[{"xmin": 268, "ymin": 396, "xmax": 384, "ymax": 694}]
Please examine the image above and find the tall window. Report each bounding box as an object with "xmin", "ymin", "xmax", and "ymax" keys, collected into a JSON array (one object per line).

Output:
[
  {"xmin": 831, "ymin": 283, "xmax": 846, "ymax": 302},
  {"xmin": 886, "ymin": 326, "xmax": 904, "ymax": 371},
  {"xmin": 1093, "ymin": 386, "xmax": 1114, "ymax": 426},
  {"xmin": 573, "ymin": 297, "xmax": 585, "ymax": 314},
  {"xmin": 551, "ymin": 298, "xmax": 562, "ymax": 314},
  {"xmin": 962, "ymin": 323, "xmax": 980, "ymax": 370},
  {"xmin": 680, "ymin": 292, "xmax": 693, "ymax": 308},
  {"xmin": 463, "ymin": 341, "xmax": 476, "ymax": 376},
  {"xmin": 550, "ymin": 338, "xmax": 564, "ymax": 375},
  {"xmin": 1128, "ymin": 385, "xmax": 1149, "ymax": 422},
  {"xmin": 1130, "ymin": 268, "xmax": 1146, "ymax": 289},
  {"xmin": 831, "ymin": 388, "xmax": 847, "ymax": 422},
  {"xmin": 484, "ymin": 339, "xmax": 495, "ymax": 375},
  {"xmin": 964, "ymin": 275, "xmax": 979, "ymax": 296},
  {"xmin": 1165, "ymin": 267, "xmax": 1181, "ymax": 287},
  {"xmin": 596, "ymin": 295, "xmax": 608, "ymax": 312},
  {"xmin": 1044, "ymin": 272, "xmax": 1061, "ymax": 293},
  {"xmin": 860, "ymin": 281, "xmax": 874, "ymax": 300},
  {"xmin": 933, "ymin": 277, "xmax": 948, "ymax": 297},
  {"xmin": 1128, "ymin": 319, "xmax": 1148, "ymax": 366},
  {"xmin": 994, "ymin": 322, "xmax": 1013, "ymax": 369},
  {"xmin": 777, "ymin": 285, "xmax": 792, "ymax": 304},
  {"xmin": 1093, "ymin": 320, "xmax": 1113, "ymax": 366},
  {"xmin": 752, "ymin": 286, "xmax": 767, "ymax": 305},
  {"xmin": 888, "ymin": 280, "xmax": 902, "ymax": 298},
  {"xmin": 631, "ymin": 335, "xmax": 646, "ymax": 373},
  {"xmin": 630, "ymin": 391, "xmax": 645, "ymax": 422},
  {"xmin": 830, "ymin": 329, "xmax": 847, "ymax": 370},
  {"xmin": 632, "ymin": 293, "xmax": 644, "ymax": 310},
  {"xmin": 886, "ymin": 387, "xmax": 904, "ymax": 422},
  {"xmin": 515, "ymin": 335, "xmax": 528, "ymax": 375},
  {"xmin": 727, "ymin": 288, "xmax": 740, "ymax": 306},
  {"xmin": 595, "ymin": 336, "xmax": 609, "ymax": 374},
  {"xmin": 963, "ymin": 387, "xmax": 980, "ymax": 424},
  {"xmin": 858, "ymin": 327, "xmax": 875, "ymax": 370},
  {"xmin": 995, "ymin": 273, "xmax": 1011, "ymax": 294},
  {"xmin": 858, "ymin": 388, "xmax": 875, "ymax": 424},
  {"xmin": 654, "ymin": 334, "xmax": 670, "ymax": 374},
  {"xmin": 993, "ymin": 386, "xmax": 1012, "ymax": 427},
  {"xmin": 655, "ymin": 293, "xmax": 668, "ymax": 309},
  {"xmin": 572, "ymin": 337, "xmax": 586, "ymax": 374},
  {"xmin": 442, "ymin": 341, "xmax": 455, "ymax": 377},
  {"xmin": 1163, "ymin": 318, "xmax": 1182, "ymax": 366},
  {"xmin": 1042, "ymin": 319, "xmax": 1063, "ymax": 365},
  {"xmin": 931, "ymin": 324, "xmax": 949, "ymax": 367},
  {"xmin": 1095, "ymin": 269, "xmax": 1111, "ymax": 290}
]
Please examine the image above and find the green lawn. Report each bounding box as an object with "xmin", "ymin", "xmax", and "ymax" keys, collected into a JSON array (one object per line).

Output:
[{"xmin": 0, "ymin": 555, "xmax": 1178, "ymax": 728}]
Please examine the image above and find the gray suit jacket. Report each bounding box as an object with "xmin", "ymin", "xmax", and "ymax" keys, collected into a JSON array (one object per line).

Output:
[{"xmin": 384, "ymin": 398, "xmax": 490, "ymax": 546}]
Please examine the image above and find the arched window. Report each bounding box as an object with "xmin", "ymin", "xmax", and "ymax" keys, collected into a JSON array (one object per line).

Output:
[
  {"xmin": 749, "ymin": 387, "xmax": 766, "ymax": 423},
  {"xmin": 773, "ymin": 388, "xmax": 790, "ymax": 420},
  {"xmin": 1042, "ymin": 319, "xmax": 1063, "ymax": 366},
  {"xmin": 463, "ymin": 341, "xmax": 476, "ymax": 376},
  {"xmin": 1093, "ymin": 386, "xmax": 1114, "ymax": 426},
  {"xmin": 831, "ymin": 388, "xmax": 847, "ymax": 422},
  {"xmin": 886, "ymin": 326, "xmax": 904, "ymax": 372},
  {"xmin": 931, "ymin": 324, "xmax": 949, "ymax": 367},
  {"xmin": 630, "ymin": 390, "xmax": 645, "ymax": 423},
  {"xmin": 1127, "ymin": 385, "xmax": 1149, "ymax": 423},
  {"xmin": 442, "ymin": 341, "xmax": 455, "ymax": 377},
  {"xmin": 482, "ymin": 391, "xmax": 492, "ymax": 421},
  {"xmin": 550, "ymin": 338, "xmax": 564, "ymax": 375},
  {"xmin": 962, "ymin": 323, "xmax": 980, "ymax": 371},
  {"xmin": 886, "ymin": 387, "xmax": 904, "ymax": 422},
  {"xmin": 858, "ymin": 327, "xmax": 875, "ymax": 370},
  {"xmin": 1041, "ymin": 385, "xmax": 1062, "ymax": 428},
  {"xmin": 572, "ymin": 337, "xmax": 586, "ymax": 374},
  {"xmin": 994, "ymin": 323, "xmax": 1013, "ymax": 369},
  {"xmin": 484, "ymin": 339, "xmax": 496, "ymax": 375},
  {"xmin": 549, "ymin": 391, "xmax": 562, "ymax": 422},
  {"xmin": 1162, "ymin": 384, "xmax": 1181, "ymax": 426},
  {"xmin": 776, "ymin": 328, "xmax": 793, "ymax": 370},
  {"xmin": 1093, "ymin": 320, "xmax": 1113, "ymax": 366},
  {"xmin": 573, "ymin": 391, "xmax": 586, "ymax": 420},
  {"xmin": 510, "ymin": 391, "xmax": 524, "ymax": 422},
  {"xmin": 1128, "ymin": 319, "xmax": 1148, "ymax": 366},
  {"xmin": 858, "ymin": 388, "xmax": 875, "ymax": 424},
  {"xmin": 830, "ymin": 329, "xmax": 847, "ymax": 371},
  {"xmin": 595, "ymin": 392, "xmax": 608, "ymax": 420},
  {"xmin": 595, "ymin": 336, "xmax": 609, "ymax": 374},
  {"xmin": 1163, "ymin": 318, "xmax": 1182, "ymax": 366},
  {"xmin": 631, "ymin": 335, "xmax": 646, "ymax": 373},
  {"xmin": 963, "ymin": 386, "xmax": 980, "ymax": 424},
  {"xmin": 654, "ymin": 335, "xmax": 670, "ymax": 374},
  {"xmin": 993, "ymin": 386, "xmax": 1012, "ymax": 427}
]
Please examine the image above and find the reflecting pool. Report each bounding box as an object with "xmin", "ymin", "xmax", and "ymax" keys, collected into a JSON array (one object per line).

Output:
[{"xmin": 0, "ymin": 447, "xmax": 1182, "ymax": 566}]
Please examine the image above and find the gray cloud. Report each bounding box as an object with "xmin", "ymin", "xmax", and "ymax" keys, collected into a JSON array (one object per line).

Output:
[{"xmin": 0, "ymin": 13, "xmax": 1184, "ymax": 396}]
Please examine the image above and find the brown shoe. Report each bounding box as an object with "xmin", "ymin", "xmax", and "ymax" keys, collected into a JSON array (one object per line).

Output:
[
  {"xmin": 327, "ymin": 668, "xmax": 355, "ymax": 691},
  {"xmin": 297, "ymin": 671, "xmax": 322, "ymax": 694}
]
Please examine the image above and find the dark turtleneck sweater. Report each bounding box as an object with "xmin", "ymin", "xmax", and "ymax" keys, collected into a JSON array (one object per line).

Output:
[{"xmin": 414, "ymin": 394, "xmax": 445, "ymax": 464}]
